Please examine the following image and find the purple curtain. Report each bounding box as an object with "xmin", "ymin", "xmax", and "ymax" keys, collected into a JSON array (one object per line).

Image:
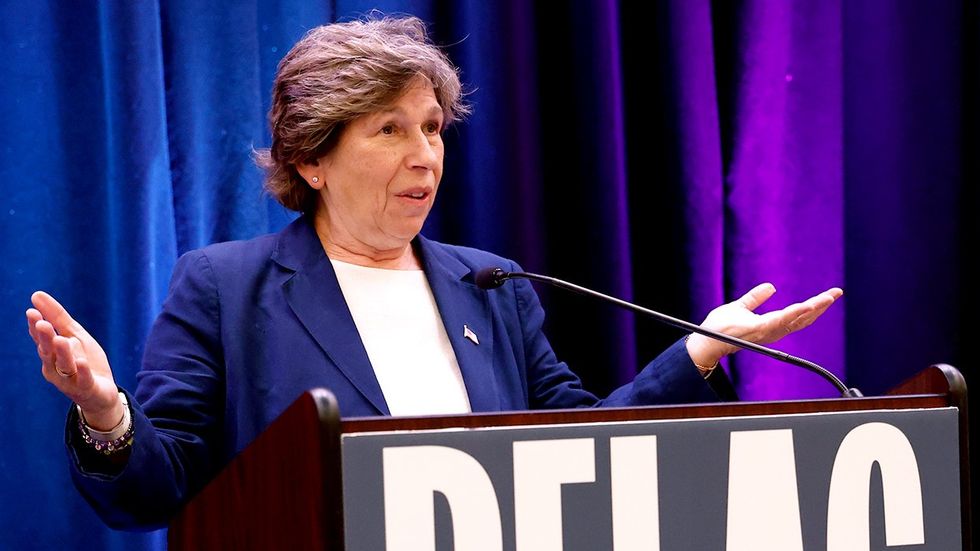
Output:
[
  {"xmin": 721, "ymin": 0, "xmax": 846, "ymax": 398},
  {"xmin": 470, "ymin": 0, "xmax": 970, "ymax": 404},
  {"xmin": 555, "ymin": 0, "xmax": 852, "ymax": 399}
]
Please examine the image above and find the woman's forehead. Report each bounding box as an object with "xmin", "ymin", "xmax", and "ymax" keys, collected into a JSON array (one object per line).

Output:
[{"xmin": 361, "ymin": 85, "xmax": 442, "ymax": 121}]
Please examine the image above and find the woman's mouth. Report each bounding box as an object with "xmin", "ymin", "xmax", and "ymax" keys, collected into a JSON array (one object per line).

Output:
[{"xmin": 396, "ymin": 188, "xmax": 432, "ymax": 202}]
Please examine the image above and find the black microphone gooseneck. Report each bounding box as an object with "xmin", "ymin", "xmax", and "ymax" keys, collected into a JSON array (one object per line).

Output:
[{"xmin": 475, "ymin": 267, "xmax": 862, "ymax": 398}]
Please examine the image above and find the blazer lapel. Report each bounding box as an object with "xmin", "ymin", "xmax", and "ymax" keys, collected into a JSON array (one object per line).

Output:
[
  {"xmin": 417, "ymin": 236, "xmax": 501, "ymax": 412},
  {"xmin": 273, "ymin": 218, "xmax": 389, "ymax": 415}
]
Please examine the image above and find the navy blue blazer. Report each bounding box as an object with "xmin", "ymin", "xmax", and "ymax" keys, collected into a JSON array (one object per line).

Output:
[{"xmin": 69, "ymin": 216, "xmax": 721, "ymax": 529}]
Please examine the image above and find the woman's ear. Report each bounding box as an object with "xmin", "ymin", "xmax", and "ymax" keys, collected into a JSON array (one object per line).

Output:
[{"xmin": 295, "ymin": 159, "xmax": 324, "ymax": 190}]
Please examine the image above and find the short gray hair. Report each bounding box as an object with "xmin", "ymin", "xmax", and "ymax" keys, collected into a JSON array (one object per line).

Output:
[{"xmin": 255, "ymin": 16, "xmax": 468, "ymax": 213}]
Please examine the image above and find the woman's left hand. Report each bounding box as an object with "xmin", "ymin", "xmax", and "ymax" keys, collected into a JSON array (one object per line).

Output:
[{"xmin": 685, "ymin": 283, "xmax": 843, "ymax": 369}]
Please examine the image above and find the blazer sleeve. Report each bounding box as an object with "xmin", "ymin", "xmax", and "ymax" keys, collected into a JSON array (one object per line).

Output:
[
  {"xmin": 67, "ymin": 250, "xmax": 226, "ymax": 530},
  {"xmin": 511, "ymin": 262, "xmax": 731, "ymax": 409}
]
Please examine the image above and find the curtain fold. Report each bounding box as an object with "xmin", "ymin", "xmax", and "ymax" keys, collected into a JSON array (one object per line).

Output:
[
  {"xmin": 843, "ymin": 0, "xmax": 964, "ymax": 395},
  {"xmin": 0, "ymin": 1, "xmax": 972, "ymax": 548},
  {"xmin": 723, "ymin": 0, "xmax": 845, "ymax": 398},
  {"xmin": 160, "ymin": 0, "xmax": 302, "ymax": 251}
]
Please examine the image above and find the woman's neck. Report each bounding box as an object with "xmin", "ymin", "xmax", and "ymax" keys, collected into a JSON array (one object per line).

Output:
[{"xmin": 312, "ymin": 213, "xmax": 422, "ymax": 270}]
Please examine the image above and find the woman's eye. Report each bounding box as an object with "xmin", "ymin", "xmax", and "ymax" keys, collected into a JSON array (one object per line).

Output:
[
  {"xmin": 381, "ymin": 125, "xmax": 395, "ymax": 135},
  {"xmin": 425, "ymin": 122, "xmax": 442, "ymax": 134}
]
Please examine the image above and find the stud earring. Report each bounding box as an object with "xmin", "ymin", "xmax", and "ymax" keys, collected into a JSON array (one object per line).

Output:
[{"xmin": 311, "ymin": 176, "xmax": 319, "ymax": 184}]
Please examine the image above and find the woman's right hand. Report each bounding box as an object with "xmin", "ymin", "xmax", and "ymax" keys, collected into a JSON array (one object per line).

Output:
[{"xmin": 26, "ymin": 291, "xmax": 124, "ymax": 431}]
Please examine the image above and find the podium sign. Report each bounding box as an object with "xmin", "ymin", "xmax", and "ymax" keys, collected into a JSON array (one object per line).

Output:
[{"xmin": 342, "ymin": 408, "xmax": 960, "ymax": 550}]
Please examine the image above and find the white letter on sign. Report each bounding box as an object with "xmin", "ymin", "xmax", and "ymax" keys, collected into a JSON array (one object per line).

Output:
[
  {"xmin": 610, "ymin": 435, "xmax": 660, "ymax": 551},
  {"xmin": 827, "ymin": 422, "xmax": 925, "ymax": 550},
  {"xmin": 513, "ymin": 438, "xmax": 596, "ymax": 551},
  {"xmin": 383, "ymin": 446, "xmax": 503, "ymax": 551},
  {"xmin": 726, "ymin": 429, "xmax": 804, "ymax": 551}
]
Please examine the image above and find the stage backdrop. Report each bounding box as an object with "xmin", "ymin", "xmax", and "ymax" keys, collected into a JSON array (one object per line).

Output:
[{"xmin": 0, "ymin": 0, "xmax": 975, "ymax": 549}]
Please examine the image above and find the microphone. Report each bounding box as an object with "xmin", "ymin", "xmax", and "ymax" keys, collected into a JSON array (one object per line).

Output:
[
  {"xmin": 474, "ymin": 267, "xmax": 862, "ymax": 398},
  {"xmin": 474, "ymin": 267, "xmax": 508, "ymax": 290}
]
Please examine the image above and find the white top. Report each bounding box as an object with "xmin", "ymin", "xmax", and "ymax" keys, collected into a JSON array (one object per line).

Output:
[{"xmin": 330, "ymin": 259, "xmax": 472, "ymax": 416}]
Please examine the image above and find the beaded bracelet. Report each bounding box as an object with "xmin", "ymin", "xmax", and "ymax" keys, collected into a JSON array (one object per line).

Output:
[{"xmin": 77, "ymin": 392, "xmax": 134, "ymax": 455}]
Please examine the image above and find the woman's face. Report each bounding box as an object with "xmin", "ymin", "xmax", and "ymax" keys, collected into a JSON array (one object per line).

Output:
[{"xmin": 313, "ymin": 81, "xmax": 444, "ymax": 253}]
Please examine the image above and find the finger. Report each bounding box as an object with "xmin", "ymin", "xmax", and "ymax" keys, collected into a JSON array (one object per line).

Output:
[
  {"xmin": 68, "ymin": 335, "xmax": 84, "ymax": 355},
  {"xmin": 39, "ymin": 337, "xmax": 90, "ymax": 391},
  {"xmin": 760, "ymin": 303, "xmax": 812, "ymax": 333},
  {"xmin": 68, "ymin": 336, "xmax": 93, "ymax": 375},
  {"xmin": 788, "ymin": 288, "xmax": 842, "ymax": 321},
  {"xmin": 764, "ymin": 301, "xmax": 812, "ymax": 323},
  {"xmin": 788, "ymin": 296, "xmax": 830, "ymax": 324},
  {"xmin": 53, "ymin": 335, "xmax": 79, "ymax": 378},
  {"xmin": 34, "ymin": 319, "xmax": 57, "ymax": 357},
  {"xmin": 801, "ymin": 288, "xmax": 842, "ymax": 312},
  {"xmin": 736, "ymin": 283, "xmax": 777, "ymax": 311},
  {"xmin": 36, "ymin": 323, "xmax": 60, "ymax": 383},
  {"xmin": 789, "ymin": 290, "xmax": 842, "ymax": 329},
  {"xmin": 31, "ymin": 291, "xmax": 89, "ymax": 339},
  {"xmin": 72, "ymin": 354, "xmax": 96, "ymax": 394},
  {"xmin": 64, "ymin": 337, "xmax": 96, "ymax": 390},
  {"xmin": 26, "ymin": 308, "xmax": 43, "ymax": 343}
]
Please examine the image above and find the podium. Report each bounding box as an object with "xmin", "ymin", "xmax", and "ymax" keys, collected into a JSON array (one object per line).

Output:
[{"xmin": 169, "ymin": 365, "xmax": 969, "ymax": 550}]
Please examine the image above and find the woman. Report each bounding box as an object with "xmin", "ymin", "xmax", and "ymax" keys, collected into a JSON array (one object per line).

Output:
[{"xmin": 25, "ymin": 16, "xmax": 841, "ymax": 529}]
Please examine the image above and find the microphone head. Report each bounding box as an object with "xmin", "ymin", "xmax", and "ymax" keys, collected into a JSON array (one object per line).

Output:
[{"xmin": 474, "ymin": 267, "xmax": 507, "ymax": 289}]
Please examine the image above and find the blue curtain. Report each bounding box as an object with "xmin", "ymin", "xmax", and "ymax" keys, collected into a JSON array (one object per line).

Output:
[{"xmin": 1, "ymin": 0, "xmax": 974, "ymax": 548}]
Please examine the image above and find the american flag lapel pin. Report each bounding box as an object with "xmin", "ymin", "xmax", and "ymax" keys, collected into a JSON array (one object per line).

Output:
[{"xmin": 463, "ymin": 324, "xmax": 479, "ymax": 345}]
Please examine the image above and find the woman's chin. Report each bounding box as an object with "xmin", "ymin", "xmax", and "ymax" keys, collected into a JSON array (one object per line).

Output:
[
  {"xmin": 386, "ymin": 218, "xmax": 428, "ymax": 241},
  {"xmin": 372, "ymin": 224, "xmax": 425, "ymax": 251}
]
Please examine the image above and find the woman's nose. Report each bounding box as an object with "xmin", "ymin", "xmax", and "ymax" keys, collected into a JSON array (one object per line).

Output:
[{"xmin": 406, "ymin": 129, "xmax": 441, "ymax": 170}]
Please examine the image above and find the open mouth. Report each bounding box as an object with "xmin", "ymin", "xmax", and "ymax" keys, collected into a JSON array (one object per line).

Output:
[{"xmin": 397, "ymin": 189, "xmax": 431, "ymax": 201}]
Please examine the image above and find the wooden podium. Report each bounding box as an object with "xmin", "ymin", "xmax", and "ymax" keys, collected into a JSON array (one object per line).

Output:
[{"xmin": 169, "ymin": 366, "xmax": 969, "ymax": 550}]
